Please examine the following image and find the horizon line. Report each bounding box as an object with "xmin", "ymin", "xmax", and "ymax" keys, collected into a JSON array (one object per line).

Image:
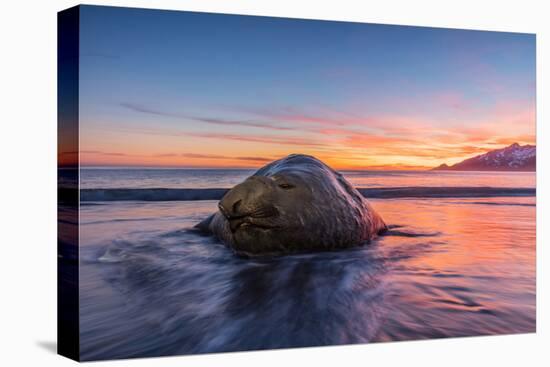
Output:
[{"xmin": 78, "ymin": 164, "xmax": 432, "ymax": 171}]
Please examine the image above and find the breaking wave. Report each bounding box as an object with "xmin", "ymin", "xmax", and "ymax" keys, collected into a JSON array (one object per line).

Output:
[{"xmin": 80, "ymin": 187, "xmax": 536, "ymax": 202}]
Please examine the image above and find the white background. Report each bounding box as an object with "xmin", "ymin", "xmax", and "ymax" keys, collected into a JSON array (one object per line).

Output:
[{"xmin": 0, "ymin": 0, "xmax": 548, "ymax": 365}]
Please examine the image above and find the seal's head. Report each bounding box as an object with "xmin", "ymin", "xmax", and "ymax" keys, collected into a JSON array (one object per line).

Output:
[{"xmin": 207, "ymin": 154, "xmax": 386, "ymax": 256}]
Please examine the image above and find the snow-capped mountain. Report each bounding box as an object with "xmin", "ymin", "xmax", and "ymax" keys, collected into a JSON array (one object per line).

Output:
[{"xmin": 433, "ymin": 143, "xmax": 536, "ymax": 171}]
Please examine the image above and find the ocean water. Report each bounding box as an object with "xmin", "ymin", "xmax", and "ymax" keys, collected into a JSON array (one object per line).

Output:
[
  {"xmin": 77, "ymin": 169, "xmax": 536, "ymax": 360},
  {"xmin": 80, "ymin": 168, "xmax": 536, "ymax": 189}
]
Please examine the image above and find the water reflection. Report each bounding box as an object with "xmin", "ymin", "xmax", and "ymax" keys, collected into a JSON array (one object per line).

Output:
[{"xmin": 79, "ymin": 197, "xmax": 535, "ymax": 360}]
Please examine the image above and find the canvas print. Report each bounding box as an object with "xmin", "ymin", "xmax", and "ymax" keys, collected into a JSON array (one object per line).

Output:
[{"xmin": 58, "ymin": 5, "xmax": 536, "ymax": 361}]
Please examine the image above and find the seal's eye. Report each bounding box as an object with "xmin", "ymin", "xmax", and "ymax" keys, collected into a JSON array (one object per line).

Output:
[{"xmin": 278, "ymin": 183, "xmax": 295, "ymax": 190}]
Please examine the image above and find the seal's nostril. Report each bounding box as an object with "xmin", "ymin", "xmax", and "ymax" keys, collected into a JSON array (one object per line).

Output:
[
  {"xmin": 218, "ymin": 200, "xmax": 243, "ymax": 218},
  {"xmin": 232, "ymin": 199, "xmax": 242, "ymax": 215},
  {"xmin": 218, "ymin": 203, "xmax": 229, "ymax": 217}
]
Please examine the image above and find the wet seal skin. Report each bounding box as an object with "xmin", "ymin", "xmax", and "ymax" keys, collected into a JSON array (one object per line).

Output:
[{"xmin": 195, "ymin": 154, "xmax": 387, "ymax": 256}]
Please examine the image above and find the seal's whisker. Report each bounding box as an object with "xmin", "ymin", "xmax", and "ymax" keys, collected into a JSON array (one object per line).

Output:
[{"xmin": 250, "ymin": 206, "xmax": 278, "ymax": 218}]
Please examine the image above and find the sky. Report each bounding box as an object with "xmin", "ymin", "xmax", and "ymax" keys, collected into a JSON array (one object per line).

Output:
[{"xmin": 78, "ymin": 5, "xmax": 536, "ymax": 169}]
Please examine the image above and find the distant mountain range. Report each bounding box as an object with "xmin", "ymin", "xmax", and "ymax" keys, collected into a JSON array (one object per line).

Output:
[{"xmin": 433, "ymin": 143, "xmax": 536, "ymax": 171}]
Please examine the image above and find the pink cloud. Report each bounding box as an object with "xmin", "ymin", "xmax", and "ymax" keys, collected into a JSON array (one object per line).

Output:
[{"xmin": 183, "ymin": 132, "xmax": 325, "ymax": 147}]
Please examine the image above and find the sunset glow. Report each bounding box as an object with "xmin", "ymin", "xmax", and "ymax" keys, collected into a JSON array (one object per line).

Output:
[{"xmin": 78, "ymin": 7, "xmax": 535, "ymax": 169}]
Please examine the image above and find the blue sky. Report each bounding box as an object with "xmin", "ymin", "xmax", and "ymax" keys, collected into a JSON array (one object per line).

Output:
[{"xmin": 78, "ymin": 5, "xmax": 536, "ymax": 168}]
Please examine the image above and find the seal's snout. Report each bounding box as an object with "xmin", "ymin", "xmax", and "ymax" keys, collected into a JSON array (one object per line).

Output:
[
  {"xmin": 218, "ymin": 200, "xmax": 242, "ymax": 219},
  {"xmin": 219, "ymin": 177, "xmax": 270, "ymax": 217},
  {"xmin": 218, "ymin": 177, "xmax": 278, "ymax": 233},
  {"xmin": 218, "ymin": 198, "xmax": 247, "ymax": 233},
  {"xmin": 219, "ymin": 184, "xmax": 250, "ymax": 219}
]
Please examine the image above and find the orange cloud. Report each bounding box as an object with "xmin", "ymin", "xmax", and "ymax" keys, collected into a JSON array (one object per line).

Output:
[
  {"xmin": 82, "ymin": 97, "xmax": 535, "ymax": 169},
  {"xmin": 80, "ymin": 150, "xmax": 275, "ymax": 168}
]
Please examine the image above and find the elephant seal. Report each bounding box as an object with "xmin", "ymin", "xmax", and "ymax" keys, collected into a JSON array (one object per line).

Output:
[{"xmin": 195, "ymin": 154, "xmax": 387, "ymax": 256}]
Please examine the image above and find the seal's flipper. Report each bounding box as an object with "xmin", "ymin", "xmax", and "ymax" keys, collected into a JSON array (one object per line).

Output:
[
  {"xmin": 387, "ymin": 224, "xmax": 404, "ymax": 229},
  {"xmin": 377, "ymin": 226, "xmax": 389, "ymax": 235},
  {"xmin": 194, "ymin": 214, "xmax": 215, "ymax": 234},
  {"xmin": 382, "ymin": 229, "xmax": 440, "ymax": 238}
]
